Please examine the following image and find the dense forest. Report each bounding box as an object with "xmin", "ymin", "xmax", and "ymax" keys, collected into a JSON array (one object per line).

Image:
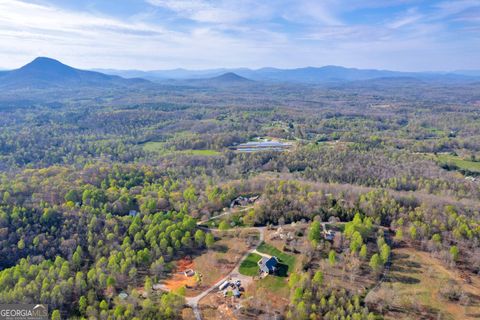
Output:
[{"xmin": 1, "ymin": 79, "xmax": 479, "ymax": 319}]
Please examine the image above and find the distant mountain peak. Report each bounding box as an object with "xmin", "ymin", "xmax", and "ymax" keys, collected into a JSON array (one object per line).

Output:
[
  {"xmin": 209, "ymin": 72, "xmax": 252, "ymax": 82},
  {"xmin": 30, "ymin": 56, "xmax": 62, "ymax": 64},
  {"xmin": 0, "ymin": 57, "xmax": 149, "ymax": 89},
  {"xmin": 19, "ymin": 57, "xmax": 76, "ymax": 74}
]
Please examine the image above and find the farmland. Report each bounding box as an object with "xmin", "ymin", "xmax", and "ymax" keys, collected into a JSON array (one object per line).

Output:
[
  {"xmin": 437, "ymin": 153, "xmax": 480, "ymax": 174},
  {"xmin": 142, "ymin": 142, "xmax": 221, "ymax": 156}
]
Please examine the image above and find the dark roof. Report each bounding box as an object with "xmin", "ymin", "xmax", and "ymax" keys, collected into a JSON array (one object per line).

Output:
[{"xmin": 258, "ymin": 256, "xmax": 278, "ymax": 273}]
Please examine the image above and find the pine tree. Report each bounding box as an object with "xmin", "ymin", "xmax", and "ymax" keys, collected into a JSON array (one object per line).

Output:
[
  {"xmin": 369, "ymin": 254, "xmax": 382, "ymax": 272},
  {"xmin": 313, "ymin": 271, "xmax": 324, "ymax": 286},
  {"xmin": 328, "ymin": 250, "xmax": 336, "ymax": 266},
  {"xmin": 359, "ymin": 244, "xmax": 367, "ymax": 259},
  {"xmin": 205, "ymin": 233, "xmax": 215, "ymax": 248},
  {"xmin": 51, "ymin": 310, "xmax": 61, "ymax": 320}
]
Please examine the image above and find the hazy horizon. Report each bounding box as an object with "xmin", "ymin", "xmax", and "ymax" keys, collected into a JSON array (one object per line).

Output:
[
  {"xmin": 1, "ymin": 0, "xmax": 479, "ymax": 72},
  {"xmin": 3, "ymin": 56, "xmax": 480, "ymax": 74}
]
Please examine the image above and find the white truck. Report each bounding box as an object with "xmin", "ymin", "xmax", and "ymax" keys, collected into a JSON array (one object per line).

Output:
[{"xmin": 218, "ymin": 280, "xmax": 230, "ymax": 291}]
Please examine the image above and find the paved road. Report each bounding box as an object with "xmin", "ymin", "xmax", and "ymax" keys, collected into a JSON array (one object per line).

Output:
[{"xmin": 186, "ymin": 226, "xmax": 265, "ymax": 320}]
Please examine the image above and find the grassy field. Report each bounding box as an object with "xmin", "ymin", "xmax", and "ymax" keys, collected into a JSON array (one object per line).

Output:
[
  {"xmin": 376, "ymin": 247, "xmax": 480, "ymax": 320},
  {"xmin": 257, "ymin": 242, "xmax": 296, "ymax": 275},
  {"xmin": 184, "ymin": 149, "xmax": 221, "ymax": 156},
  {"xmin": 142, "ymin": 141, "xmax": 166, "ymax": 152},
  {"xmin": 437, "ymin": 154, "xmax": 480, "ymax": 173},
  {"xmin": 142, "ymin": 142, "xmax": 221, "ymax": 156},
  {"xmin": 256, "ymin": 276, "xmax": 290, "ymax": 298},
  {"xmin": 239, "ymin": 253, "xmax": 262, "ymax": 276}
]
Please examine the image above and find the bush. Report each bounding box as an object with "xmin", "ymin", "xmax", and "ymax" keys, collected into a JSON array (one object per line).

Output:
[{"xmin": 439, "ymin": 280, "xmax": 462, "ymax": 301}]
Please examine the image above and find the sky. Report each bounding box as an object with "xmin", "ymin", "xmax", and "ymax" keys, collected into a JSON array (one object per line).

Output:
[{"xmin": 0, "ymin": 0, "xmax": 479, "ymax": 71}]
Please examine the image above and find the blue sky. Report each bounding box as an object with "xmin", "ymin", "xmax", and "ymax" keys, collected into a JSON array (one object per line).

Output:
[{"xmin": 0, "ymin": 0, "xmax": 479, "ymax": 71}]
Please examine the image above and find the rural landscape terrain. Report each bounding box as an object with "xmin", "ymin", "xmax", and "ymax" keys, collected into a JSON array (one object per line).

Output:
[{"xmin": 0, "ymin": 56, "xmax": 479, "ymax": 320}]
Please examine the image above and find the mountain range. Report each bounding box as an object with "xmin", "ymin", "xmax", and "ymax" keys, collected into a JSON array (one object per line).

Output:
[
  {"xmin": 96, "ymin": 65, "xmax": 480, "ymax": 84},
  {"xmin": 1, "ymin": 57, "xmax": 480, "ymax": 91}
]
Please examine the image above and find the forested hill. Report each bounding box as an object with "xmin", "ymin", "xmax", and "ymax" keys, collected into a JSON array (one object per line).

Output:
[{"xmin": 0, "ymin": 57, "xmax": 149, "ymax": 89}]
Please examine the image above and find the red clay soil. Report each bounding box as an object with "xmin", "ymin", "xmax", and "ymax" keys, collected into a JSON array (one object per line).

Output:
[
  {"xmin": 176, "ymin": 256, "xmax": 194, "ymax": 272},
  {"xmin": 163, "ymin": 257, "xmax": 197, "ymax": 292}
]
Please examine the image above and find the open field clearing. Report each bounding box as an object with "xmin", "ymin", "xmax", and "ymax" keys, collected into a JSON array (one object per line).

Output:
[
  {"xmin": 142, "ymin": 141, "xmax": 221, "ymax": 156},
  {"xmin": 193, "ymin": 232, "xmax": 252, "ymax": 287},
  {"xmin": 374, "ymin": 247, "xmax": 480, "ymax": 320},
  {"xmin": 437, "ymin": 154, "xmax": 480, "ymax": 173},
  {"xmin": 162, "ymin": 230, "xmax": 256, "ymax": 297},
  {"xmin": 162, "ymin": 257, "xmax": 197, "ymax": 293}
]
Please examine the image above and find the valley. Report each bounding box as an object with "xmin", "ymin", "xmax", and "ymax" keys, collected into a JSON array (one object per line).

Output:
[{"xmin": 0, "ymin": 58, "xmax": 479, "ymax": 320}]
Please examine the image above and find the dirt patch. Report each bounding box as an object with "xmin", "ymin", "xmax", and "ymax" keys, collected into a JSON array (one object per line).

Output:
[
  {"xmin": 199, "ymin": 292, "xmax": 242, "ymax": 320},
  {"xmin": 177, "ymin": 257, "xmax": 195, "ymax": 272},
  {"xmin": 162, "ymin": 230, "xmax": 258, "ymax": 297},
  {"xmin": 244, "ymin": 280, "xmax": 289, "ymax": 312},
  {"xmin": 163, "ymin": 257, "xmax": 198, "ymax": 293},
  {"xmin": 181, "ymin": 307, "xmax": 196, "ymax": 320}
]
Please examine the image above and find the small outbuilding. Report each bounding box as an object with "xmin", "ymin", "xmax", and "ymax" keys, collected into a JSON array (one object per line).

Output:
[
  {"xmin": 184, "ymin": 269, "xmax": 195, "ymax": 277},
  {"xmin": 323, "ymin": 230, "xmax": 335, "ymax": 241},
  {"xmin": 129, "ymin": 210, "xmax": 138, "ymax": 217}
]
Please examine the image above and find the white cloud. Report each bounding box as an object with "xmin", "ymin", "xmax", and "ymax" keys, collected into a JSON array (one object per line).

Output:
[
  {"xmin": 0, "ymin": 0, "xmax": 287, "ymax": 69},
  {"xmin": 147, "ymin": 0, "xmax": 343, "ymax": 26},
  {"xmin": 433, "ymin": 0, "xmax": 480, "ymax": 18},
  {"xmin": 387, "ymin": 8, "xmax": 423, "ymax": 29},
  {"xmin": 146, "ymin": 0, "xmax": 258, "ymax": 23},
  {"xmin": 0, "ymin": 0, "xmax": 478, "ymax": 71},
  {"xmin": 290, "ymin": 0, "xmax": 343, "ymax": 26},
  {"xmin": 0, "ymin": 0, "xmax": 166, "ymax": 37}
]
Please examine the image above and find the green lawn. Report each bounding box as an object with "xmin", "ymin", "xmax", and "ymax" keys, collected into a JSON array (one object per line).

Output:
[
  {"xmin": 239, "ymin": 253, "xmax": 262, "ymax": 276},
  {"xmin": 142, "ymin": 142, "xmax": 221, "ymax": 156},
  {"xmin": 437, "ymin": 154, "xmax": 480, "ymax": 173},
  {"xmin": 257, "ymin": 276, "xmax": 290, "ymax": 297},
  {"xmin": 184, "ymin": 149, "xmax": 221, "ymax": 156},
  {"xmin": 257, "ymin": 242, "xmax": 296, "ymax": 275},
  {"xmin": 142, "ymin": 141, "xmax": 166, "ymax": 153}
]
